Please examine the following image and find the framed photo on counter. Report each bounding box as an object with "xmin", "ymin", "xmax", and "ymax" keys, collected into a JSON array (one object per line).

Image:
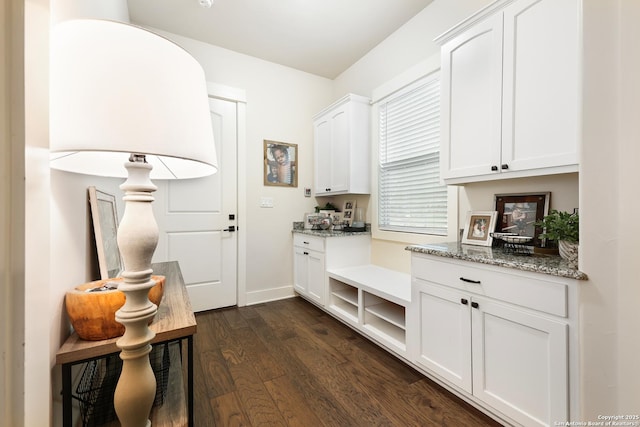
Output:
[
  {"xmin": 462, "ymin": 210, "xmax": 498, "ymax": 246},
  {"xmin": 342, "ymin": 200, "xmax": 355, "ymax": 225},
  {"xmin": 494, "ymin": 192, "xmax": 550, "ymax": 245}
]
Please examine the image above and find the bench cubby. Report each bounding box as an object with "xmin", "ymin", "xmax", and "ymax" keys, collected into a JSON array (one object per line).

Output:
[{"xmin": 327, "ymin": 264, "xmax": 410, "ymax": 357}]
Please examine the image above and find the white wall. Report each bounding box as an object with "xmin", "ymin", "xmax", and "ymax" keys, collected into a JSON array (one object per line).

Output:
[
  {"xmin": 580, "ymin": 0, "xmax": 640, "ymax": 418},
  {"xmin": 616, "ymin": 0, "xmax": 640, "ymax": 412},
  {"xmin": 25, "ymin": 0, "xmax": 53, "ymax": 425},
  {"xmin": 2, "ymin": 1, "xmax": 26, "ymax": 426}
]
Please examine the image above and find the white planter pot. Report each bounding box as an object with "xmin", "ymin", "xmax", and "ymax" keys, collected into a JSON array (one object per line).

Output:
[{"xmin": 558, "ymin": 240, "xmax": 579, "ymax": 265}]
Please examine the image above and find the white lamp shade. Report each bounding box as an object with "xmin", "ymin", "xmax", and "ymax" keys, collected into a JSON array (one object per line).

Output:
[{"xmin": 50, "ymin": 19, "xmax": 217, "ymax": 179}]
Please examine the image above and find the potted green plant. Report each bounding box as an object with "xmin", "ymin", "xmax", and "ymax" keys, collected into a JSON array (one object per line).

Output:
[
  {"xmin": 315, "ymin": 202, "xmax": 338, "ymax": 213},
  {"xmin": 535, "ymin": 210, "xmax": 579, "ymax": 263}
]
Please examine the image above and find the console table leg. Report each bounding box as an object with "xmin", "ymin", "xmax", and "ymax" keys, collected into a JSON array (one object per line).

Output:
[
  {"xmin": 188, "ymin": 336, "xmax": 194, "ymax": 427},
  {"xmin": 62, "ymin": 363, "xmax": 72, "ymax": 427}
]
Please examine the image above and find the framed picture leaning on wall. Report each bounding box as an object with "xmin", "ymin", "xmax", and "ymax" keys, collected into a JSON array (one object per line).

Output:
[{"xmin": 494, "ymin": 192, "xmax": 550, "ymax": 246}]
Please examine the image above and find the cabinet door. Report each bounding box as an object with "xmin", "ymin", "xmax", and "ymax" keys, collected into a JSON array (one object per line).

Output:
[
  {"xmin": 314, "ymin": 117, "xmax": 333, "ymax": 194},
  {"xmin": 306, "ymin": 250, "xmax": 325, "ymax": 305},
  {"xmin": 293, "ymin": 247, "xmax": 309, "ymax": 295},
  {"xmin": 411, "ymin": 280, "xmax": 472, "ymax": 393},
  {"xmin": 501, "ymin": 0, "xmax": 579, "ymax": 172},
  {"xmin": 314, "ymin": 105, "xmax": 349, "ymax": 195},
  {"xmin": 328, "ymin": 106, "xmax": 349, "ymax": 193},
  {"xmin": 471, "ymin": 296, "xmax": 568, "ymax": 426},
  {"xmin": 440, "ymin": 14, "xmax": 503, "ymax": 181}
]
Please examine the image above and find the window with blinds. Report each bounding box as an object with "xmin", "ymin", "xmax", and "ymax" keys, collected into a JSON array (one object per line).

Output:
[{"xmin": 378, "ymin": 73, "xmax": 447, "ymax": 235}]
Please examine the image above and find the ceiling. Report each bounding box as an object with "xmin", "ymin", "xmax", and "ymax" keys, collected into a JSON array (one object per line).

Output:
[{"xmin": 127, "ymin": 0, "xmax": 434, "ymax": 79}]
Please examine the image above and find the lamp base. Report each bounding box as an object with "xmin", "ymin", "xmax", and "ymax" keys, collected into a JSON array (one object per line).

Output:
[{"xmin": 113, "ymin": 159, "xmax": 158, "ymax": 427}]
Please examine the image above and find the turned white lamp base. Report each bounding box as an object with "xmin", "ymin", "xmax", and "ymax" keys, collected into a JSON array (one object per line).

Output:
[{"xmin": 113, "ymin": 158, "xmax": 159, "ymax": 427}]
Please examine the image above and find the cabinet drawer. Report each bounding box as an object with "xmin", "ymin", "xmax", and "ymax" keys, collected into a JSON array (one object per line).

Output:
[
  {"xmin": 412, "ymin": 255, "xmax": 568, "ymax": 317},
  {"xmin": 293, "ymin": 234, "xmax": 325, "ymax": 253}
]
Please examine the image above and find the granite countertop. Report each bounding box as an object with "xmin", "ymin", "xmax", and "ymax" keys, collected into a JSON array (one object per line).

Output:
[
  {"xmin": 292, "ymin": 228, "xmax": 372, "ymax": 238},
  {"xmin": 406, "ymin": 242, "xmax": 587, "ymax": 280}
]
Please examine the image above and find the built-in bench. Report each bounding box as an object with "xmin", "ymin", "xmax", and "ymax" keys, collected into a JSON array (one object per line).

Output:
[{"xmin": 325, "ymin": 264, "xmax": 411, "ymax": 356}]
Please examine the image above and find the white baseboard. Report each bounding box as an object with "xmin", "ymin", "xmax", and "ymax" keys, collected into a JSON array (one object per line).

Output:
[{"xmin": 244, "ymin": 285, "xmax": 296, "ymax": 306}]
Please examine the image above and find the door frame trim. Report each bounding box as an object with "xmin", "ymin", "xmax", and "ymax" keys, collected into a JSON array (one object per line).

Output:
[{"xmin": 207, "ymin": 82, "xmax": 247, "ymax": 307}]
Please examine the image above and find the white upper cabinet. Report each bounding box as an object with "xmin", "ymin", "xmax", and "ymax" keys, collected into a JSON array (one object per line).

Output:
[
  {"xmin": 438, "ymin": 0, "xmax": 580, "ymax": 184},
  {"xmin": 313, "ymin": 94, "xmax": 371, "ymax": 195}
]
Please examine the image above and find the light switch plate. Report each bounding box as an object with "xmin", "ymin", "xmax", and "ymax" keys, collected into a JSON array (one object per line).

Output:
[{"xmin": 260, "ymin": 197, "xmax": 274, "ymax": 208}]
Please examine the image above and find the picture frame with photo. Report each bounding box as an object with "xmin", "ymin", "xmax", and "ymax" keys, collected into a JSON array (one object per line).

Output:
[
  {"xmin": 342, "ymin": 200, "xmax": 355, "ymax": 225},
  {"xmin": 264, "ymin": 140, "xmax": 298, "ymax": 187},
  {"xmin": 462, "ymin": 210, "xmax": 498, "ymax": 247},
  {"xmin": 494, "ymin": 192, "xmax": 550, "ymax": 246}
]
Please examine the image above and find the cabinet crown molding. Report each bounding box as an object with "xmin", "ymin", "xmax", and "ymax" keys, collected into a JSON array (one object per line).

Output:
[
  {"xmin": 313, "ymin": 93, "xmax": 370, "ymax": 120},
  {"xmin": 434, "ymin": 0, "xmax": 518, "ymax": 45}
]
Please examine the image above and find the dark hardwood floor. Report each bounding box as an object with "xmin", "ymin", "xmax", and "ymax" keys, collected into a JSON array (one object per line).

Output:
[{"xmin": 191, "ymin": 297, "xmax": 502, "ymax": 427}]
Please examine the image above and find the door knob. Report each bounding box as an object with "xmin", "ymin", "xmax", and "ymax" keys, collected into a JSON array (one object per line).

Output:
[{"xmin": 223, "ymin": 226, "xmax": 236, "ymax": 232}]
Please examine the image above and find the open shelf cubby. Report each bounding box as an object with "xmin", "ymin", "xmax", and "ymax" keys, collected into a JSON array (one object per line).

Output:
[
  {"xmin": 329, "ymin": 278, "xmax": 359, "ymax": 322},
  {"xmin": 363, "ymin": 292, "xmax": 406, "ymax": 350}
]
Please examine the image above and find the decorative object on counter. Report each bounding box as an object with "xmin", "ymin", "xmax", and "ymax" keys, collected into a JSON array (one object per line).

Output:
[
  {"xmin": 494, "ymin": 192, "xmax": 550, "ymax": 247},
  {"xmin": 65, "ymin": 276, "xmax": 165, "ymax": 341},
  {"xmin": 461, "ymin": 210, "xmax": 498, "ymax": 246},
  {"xmin": 535, "ymin": 209, "xmax": 579, "ymax": 265},
  {"xmin": 490, "ymin": 231, "xmax": 518, "ymax": 248},
  {"xmin": 490, "ymin": 233, "xmax": 533, "ymax": 255},
  {"xmin": 319, "ymin": 216, "xmax": 333, "ymax": 230},
  {"xmin": 352, "ymin": 207, "xmax": 366, "ymax": 229},
  {"xmin": 330, "ymin": 212, "xmax": 345, "ymax": 231},
  {"xmin": 342, "ymin": 200, "xmax": 355, "ymax": 225},
  {"xmin": 51, "ymin": 19, "xmax": 217, "ymax": 427},
  {"xmin": 303, "ymin": 213, "xmax": 315, "ymax": 230},
  {"xmin": 306, "ymin": 215, "xmax": 324, "ymax": 230},
  {"xmin": 264, "ymin": 140, "xmax": 298, "ymax": 187},
  {"xmin": 88, "ymin": 187, "xmax": 123, "ymax": 279}
]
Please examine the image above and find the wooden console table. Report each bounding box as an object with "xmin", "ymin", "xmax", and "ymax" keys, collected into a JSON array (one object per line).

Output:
[{"xmin": 56, "ymin": 261, "xmax": 196, "ymax": 427}]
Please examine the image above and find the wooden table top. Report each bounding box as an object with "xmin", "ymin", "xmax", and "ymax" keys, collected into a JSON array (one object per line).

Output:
[{"xmin": 56, "ymin": 261, "xmax": 197, "ymax": 365}]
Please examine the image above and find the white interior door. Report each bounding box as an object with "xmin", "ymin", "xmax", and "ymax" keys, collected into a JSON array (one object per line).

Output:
[{"xmin": 155, "ymin": 97, "xmax": 238, "ymax": 312}]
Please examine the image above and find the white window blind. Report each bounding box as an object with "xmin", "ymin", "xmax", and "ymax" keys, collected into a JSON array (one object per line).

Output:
[{"xmin": 378, "ymin": 74, "xmax": 447, "ymax": 235}]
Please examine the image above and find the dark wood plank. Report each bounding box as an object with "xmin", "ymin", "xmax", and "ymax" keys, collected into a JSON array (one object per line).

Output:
[
  {"xmin": 227, "ymin": 361, "xmax": 288, "ymax": 426},
  {"xmin": 193, "ymin": 297, "xmax": 503, "ymax": 427},
  {"xmin": 244, "ymin": 312, "xmax": 356, "ymax": 426},
  {"xmin": 210, "ymin": 392, "xmax": 251, "ymax": 427},
  {"xmin": 263, "ymin": 375, "xmax": 325, "ymax": 427}
]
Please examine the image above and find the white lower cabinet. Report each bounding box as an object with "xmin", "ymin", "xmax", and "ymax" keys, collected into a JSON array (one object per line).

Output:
[
  {"xmin": 409, "ymin": 253, "xmax": 577, "ymax": 427},
  {"xmin": 293, "ymin": 245, "xmax": 325, "ymax": 305},
  {"xmin": 472, "ymin": 296, "xmax": 568, "ymax": 427},
  {"xmin": 293, "ymin": 233, "xmax": 370, "ymax": 307}
]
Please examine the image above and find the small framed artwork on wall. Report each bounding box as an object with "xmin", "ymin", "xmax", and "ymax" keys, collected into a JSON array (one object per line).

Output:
[
  {"xmin": 264, "ymin": 140, "xmax": 298, "ymax": 187},
  {"xmin": 461, "ymin": 210, "xmax": 498, "ymax": 246}
]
